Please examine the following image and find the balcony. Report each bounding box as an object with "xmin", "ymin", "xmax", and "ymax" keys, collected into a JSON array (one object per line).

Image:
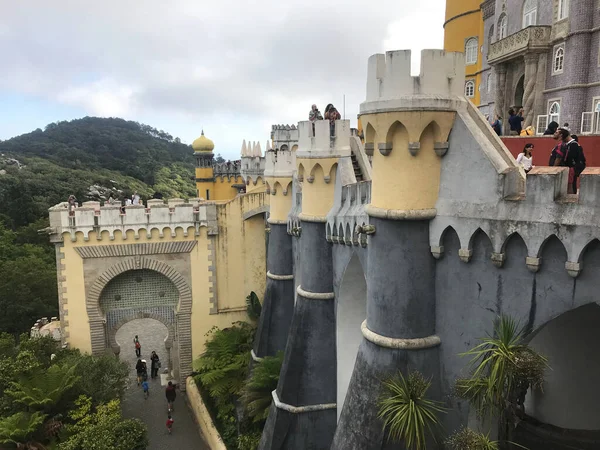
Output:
[{"xmin": 488, "ymin": 26, "xmax": 551, "ymax": 65}]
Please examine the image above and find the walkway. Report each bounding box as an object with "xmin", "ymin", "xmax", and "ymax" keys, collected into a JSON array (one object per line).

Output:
[{"xmin": 117, "ymin": 319, "xmax": 209, "ymax": 450}]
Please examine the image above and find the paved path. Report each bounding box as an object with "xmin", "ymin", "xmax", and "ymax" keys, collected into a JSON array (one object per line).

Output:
[{"xmin": 116, "ymin": 319, "xmax": 209, "ymax": 450}]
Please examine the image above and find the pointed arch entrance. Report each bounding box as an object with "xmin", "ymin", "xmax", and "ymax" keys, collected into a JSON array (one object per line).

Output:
[
  {"xmin": 336, "ymin": 254, "xmax": 367, "ymax": 420},
  {"xmin": 86, "ymin": 257, "xmax": 193, "ymax": 383}
]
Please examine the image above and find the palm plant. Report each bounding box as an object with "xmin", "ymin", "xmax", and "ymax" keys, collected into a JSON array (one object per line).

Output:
[
  {"xmin": 378, "ymin": 371, "xmax": 446, "ymax": 450},
  {"xmin": 445, "ymin": 427, "xmax": 499, "ymax": 450},
  {"xmin": 195, "ymin": 322, "xmax": 255, "ymax": 406},
  {"xmin": 0, "ymin": 411, "xmax": 47, "ymax": 448},
  {"xmin": 456, "ymin": 316, "xmax": 548, "ymax": 443},
  {"xmin": 241, "ymin": 351, "xmax": 283, "ymax": 423},
  {"xmin": 7, "ymin": 363, "xmax": 80, "ymax": 411}
]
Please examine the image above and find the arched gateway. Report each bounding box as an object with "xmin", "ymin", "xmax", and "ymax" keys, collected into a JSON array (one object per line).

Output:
[{"xmin": 86, "ymin": 257, "xmax": 193, "ymax": 382}]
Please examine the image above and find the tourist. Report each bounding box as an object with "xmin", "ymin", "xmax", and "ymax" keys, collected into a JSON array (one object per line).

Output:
[
  {"xmin": 543, "ymin": 121, "xmax": 559, "ymax": 136},
  {"xmin": 516, "ymin": 144, "xmax": 534, "ymax": 174},
  {"xmin": 135, "ymin": 358, "xmax": 145, "ymax": 386},
  {"xmin": 308, "ymin": 104, "xmax": 323, "ymax": 136},
  {"xmin": 134, "ymin": 335, "xmax": 141, "ymax": 357},
  {"xmin": 68, "ymin": 195, "xmax": 77, "ymax": 216},
  {"xmin": 165, "ymin": 381, "xmax": 177, "ymax": 412},
  {"xmin": 549, "ymin": 128, "xmax": 565, "ymax": 166},
  {"xmin": 490, "ymin": 115, "xmax": 502, "ymax": 136},
  {"xmin": 557, "ymin": 127, "xmax": 582, "ymax": 194},
  {"xmin": 125, "ymin": 196, "xmax": 132, "ymax": 206},
  {"xmin": 150, "ymin": 351, "xmax": 160, "ymax": 379},
  {"xmin": 107, "ymin": 194, "xmax": 116, "ymax": 205},
  {"xmin": 141, "ymin": 378, "xmax": 149, "ymax": 399},
  {"xmin": 166, "ymin": 413, "xmax": 174, "ymax": 435},
  {"xmin": 571, "ymin": 135, "xmax": 586, "ymax": 194},
  {"xmin": 508, "ymin": 108, "xmax": 524, "ymax": 136},
  {"xmin": 133, "ymin": 192, "xmax": 140, "ymax": 205},
  {"xmin": 324, "ymin": 104, "xmax": 341, "ymax": 137}
]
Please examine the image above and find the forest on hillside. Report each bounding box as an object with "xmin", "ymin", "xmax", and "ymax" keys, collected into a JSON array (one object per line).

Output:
[{"xmin": 0, "ymin": 117, "xmax": 211, "ymax": 335}]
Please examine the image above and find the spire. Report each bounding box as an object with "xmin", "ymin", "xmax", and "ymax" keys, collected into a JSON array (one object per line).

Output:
[
  {"xmin": 201, "ymin": 129, "xmax": 204, "ymax": 136},
  {"xmin": 266, "ymin": 140, "xmax": 271, "ymax": 151},
  {"xmin": 252, "ymin": 141, "xmax": 257, "ymax": 157},
  {"xmin": 241, "ymin": 139, "xmax": 247, "ymax": 157},
  {"xmin": 255, "ymin": 141, "xmax": 262, "ymax": 157}
]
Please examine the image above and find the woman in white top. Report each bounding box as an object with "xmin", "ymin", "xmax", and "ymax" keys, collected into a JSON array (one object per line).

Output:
[{"xmin": 516, "ymin": 143, "xmax": 534, "ymax": 173}]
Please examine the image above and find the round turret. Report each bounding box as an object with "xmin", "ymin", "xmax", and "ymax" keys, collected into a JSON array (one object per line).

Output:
[{"xmin": 192, "ymin": 130, "xmax": 215, "ymax": 153}]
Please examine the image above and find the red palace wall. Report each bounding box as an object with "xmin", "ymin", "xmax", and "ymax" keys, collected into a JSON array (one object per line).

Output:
[{"xmin": 501, "ymin": 136, "xmax": 600, "ymax": 167}]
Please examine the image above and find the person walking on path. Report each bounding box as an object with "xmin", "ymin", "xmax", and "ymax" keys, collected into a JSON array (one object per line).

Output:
[
  {"xmin": 166, "ymin": 414, "xmax": 174, "ymax": 435},
  {"xmin": 142, "ymin": 379, "xmax": 150, "ymax": 399},
  {"xmin": 516, "ymin": 143, "xmax": 534, "ymax": 174},
  {"xmin": 134, "ymin": 335, "xmax": 141, "ymax": 357},
  {"xmin": 165, "ymin": 381, "xmax": 177, "ymax": 412},
  {"xmin": 135, "ymin": 358, "xmax": 145, "ymax": 386},
  {"xmin": 150, "ymin": 351, "xmax": 160, "ymax": 379}
]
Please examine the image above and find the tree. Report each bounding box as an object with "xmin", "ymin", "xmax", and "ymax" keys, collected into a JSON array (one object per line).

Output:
[
  {"xmin": 0, "ymin": 411, "xmax": 47, "ymax": 449},
  {"xmin": 377, "ymin": 371, "xmax": 446, "ymax": 450},
  {"xmin": 59, "ymin": 396, "xmax": 148, "ymax": 450},
  {"xmin": 455, "ymin": 316, "xmax": 547, "ymax": 443},
  {"xmin": 241, "ymin": 352, "xmax": 283, "ymax": 423}
]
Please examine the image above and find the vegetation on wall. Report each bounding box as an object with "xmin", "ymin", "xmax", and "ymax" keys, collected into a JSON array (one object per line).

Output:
[{"xmin": 194, "ymin": 298, "xmax": 282, "ymax": 450}]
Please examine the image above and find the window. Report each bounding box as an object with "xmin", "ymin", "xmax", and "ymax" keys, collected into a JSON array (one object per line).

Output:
[
  {"xmin": 523, "ymin": 0, "xmax": 537, "ymax": 27},
  {"xmin": 549, "ymin": 101, "xmax": 561, "ymax": 124},
  {"xmin": 465, "ymin": 80, "xmax": 475, "ymax": 97},
  {"xmin": 536, "ymin": 115, "xmax": 548, "ymax": 135},
  {"xmin": 487, "ymin": 73, "xmax": 493, "ymax": 93},
  {"xmin": 465, "ymin": 38, "xmax": 478, "ymax": 65},
  {"xmin": 553, "ymin": 46, "xmax": 564, "ymax": 73},
  {"xmin": 498, "ymin": 14, "xmax": 508, "ymax": 39},
  {"xmin": 558, "ymin": 0, "xmax": 569, "ymax": 20},
  {"xmin": 488, "ymin": 25, "xmax": 494, "ymax": 47}
]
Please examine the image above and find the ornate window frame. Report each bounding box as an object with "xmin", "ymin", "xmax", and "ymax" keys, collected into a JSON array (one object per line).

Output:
[
  {"xmin": 553, "ymin": 44, "xmax": 565, "ymax": 75},
  {"xmin": 465, "ymin": 80, "xmax": 476, "ymax": 98},
  {"xmin": 465, "ymin": 38, "xmax": 478, "ymax": 65},
  {"xmin": 523, "ymin": 0, "xmax": 538, "ymax": 28}
]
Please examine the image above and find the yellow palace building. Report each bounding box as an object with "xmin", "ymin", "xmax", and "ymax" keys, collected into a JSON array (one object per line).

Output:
[{"xmin": 444, "ymin": 0, "xmax": 484, "ymax": 107}]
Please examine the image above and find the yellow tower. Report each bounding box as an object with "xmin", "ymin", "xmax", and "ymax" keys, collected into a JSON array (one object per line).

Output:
[
  {"xmin": 193, "ymin": 130, "xmax": 216, "ymax": 200},
  {"xmin": 444, "ymin": 0, "xmax": 483, "ymax": 107}
]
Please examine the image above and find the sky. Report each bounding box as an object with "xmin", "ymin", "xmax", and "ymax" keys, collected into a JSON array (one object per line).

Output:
[{"xmin": 0, "ymin": 0, "xmax": 446, "ymax": 160}]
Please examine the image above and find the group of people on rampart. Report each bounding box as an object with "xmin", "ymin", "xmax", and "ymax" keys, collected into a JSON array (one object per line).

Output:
[{"xmin": 309, "ymin": 103, "xmax": 341, "ymax": 137}]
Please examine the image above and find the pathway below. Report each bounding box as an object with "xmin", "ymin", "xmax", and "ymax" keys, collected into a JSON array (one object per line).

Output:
[{"xmin": 117, "ymin": 318, "xmax": 209, "ymax": 450}]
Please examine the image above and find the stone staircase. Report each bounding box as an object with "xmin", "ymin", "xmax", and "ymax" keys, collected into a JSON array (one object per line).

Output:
[{"xmin": 351, "ymin": 152, "xmax": 363, "ymax": 182}]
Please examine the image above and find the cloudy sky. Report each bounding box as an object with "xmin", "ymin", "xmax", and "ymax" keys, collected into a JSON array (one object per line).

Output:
[{"xmin": 0, "ymin": 0, "xmax": 446, "ymax": 160}]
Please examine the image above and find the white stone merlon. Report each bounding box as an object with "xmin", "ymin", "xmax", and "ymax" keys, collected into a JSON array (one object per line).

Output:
[
  {"xmin": 264, "ymin": 147, "xmax": 295, "ymax": 179},
  {"xmin": 271, "ymin": 124, "xmax": 299, "ymax": 151},
  {"xmin": 48, "ymin": 198, "xmax": 213, "ymax": 242},
  {"xmin": 361, "ymin": 49, "xmax": 466, "ymax": 114},
  {"xmin": 241, "ymin": 153, "xmax": 266, "ymax": 185},
  {"xmin": 297, "ymin": 120, "xmax": 351, "ymax": 159}
]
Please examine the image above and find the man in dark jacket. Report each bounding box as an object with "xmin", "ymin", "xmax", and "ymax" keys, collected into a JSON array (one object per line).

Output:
[{"xmin": 508, "ymin": 108, "xmax": 525, "ymax": 135}]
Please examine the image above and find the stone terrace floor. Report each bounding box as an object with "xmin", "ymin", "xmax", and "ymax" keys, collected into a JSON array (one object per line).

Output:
[{"xmin": 116, "ymin": 318, "xmax": 209, "ymax": 450}]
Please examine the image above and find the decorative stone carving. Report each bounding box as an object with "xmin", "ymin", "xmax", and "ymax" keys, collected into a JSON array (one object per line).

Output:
[
  {"xmin": 565, "ymin": 261, "xmax": 581, "ymax": 278},
  {"xmin": 434, "ymin": 142, "xmax": 449, "ymax": 157},
  {"xmin": 459, "ymin": 248, "xmax": 473, "ymax": 263},
  {"xmin": 488, "ymin": 26, "xmax": 551, "ymax": 64},
  {"xmin": 408, "ymin": 142, "xmax": 420, "ymax": 157},
  {"xmin": 378, "ymin": 142, "xmax": 393, "ymax": 156},
  {"xmin": 355, "ymin": 224, "xmax": 376, "ymax": 236},
  {"xmin": 491, "ymin": 252, "xmax": 505, "ymax": 268},
  {"xmin": 430, "ymin": 246, "xmax": 444, "ymax": 260},
  {"xmin": 526, "ymin": 256, "xmax": 541, "ymax": 273},
  {"xmin": 364, "ymin": 143, "xmax": 375, "ymax": 156}
]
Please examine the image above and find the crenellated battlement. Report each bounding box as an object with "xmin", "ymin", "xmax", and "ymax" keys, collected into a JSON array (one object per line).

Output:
[
  {"xmin": 271, "ymin": 126, "xmax": 299, "ymax": 151},
  {"xmin": 264, "ymin": 147, "xmax": 295, "ymax": 179},
  {"xmin": 296, "ymin": 120, "xmax": 351, "ymax": 158},
  {"xmin": 361, "ymin": 49, "xmax": 466, "ymax": 114},
  {"xmin": 48, "ymin": 198, "xmax": 213, "ymax": 242}
]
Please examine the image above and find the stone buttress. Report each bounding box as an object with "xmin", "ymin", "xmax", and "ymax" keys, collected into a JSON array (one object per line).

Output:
[
  {"xmin": 331, "ymin": 50, "xmax": 464, "ymax": 449},
  {"xmin": 260, "ymin": 120, "xmax": 350, "ymax": 449},
  {"xmin": 252, "ymin": 141, "xmax": 296, "ymax": 360}
]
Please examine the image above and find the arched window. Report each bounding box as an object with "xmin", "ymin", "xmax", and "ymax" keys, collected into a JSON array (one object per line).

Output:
[
  {"xmin": 465, "ymin": 38, "xmax": 478, "ymax": 65},
  {"xmin": 498, "ymin": 14, "xmax": 508, "ymax": 39},
  {"xmin": 487, "ymin": 73, "xmax": 494, "ymax": 93},
  {"xmin": 488, "ymin": 25, "xmax": 495, "ymax": 46},
  {"xmin": 549, "ymin": 101, "xmax": 561, "ymax": 124},
  {"xmin": 554, "ymin": 47, "xmax": 564, "ymax": 73},
  {"xmin": 558, "ymin": 0, "xmax": 569, "ymax": 21},
  {"xmin": 523, "ymin": 0, "xmax": 537, "ymax": 28},
  {"xmin": 465, "ymin": 80, "xmax": 475, "ymax": 98}
]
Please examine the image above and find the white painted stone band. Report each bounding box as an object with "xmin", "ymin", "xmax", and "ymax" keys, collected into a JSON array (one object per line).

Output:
[
  {"xmin": 361, "ymin": 320, "xmax": 441, "ymax": 350},
  {"xmin": 365, "ymin": 204, "xmax": 437, "ymax": 221},
  {"xmin": 267, "ymin": 271, "xmax": 294, "ymax": 281},
  {"xmin": 272, "ymin": 390, "xmax": 336, "ymax": 414},
  {"xmin": 296, "ymin": 285, "xmax": 335, "ymax": 300},
  {"xmin": 250, "ymin": 349, "xmax": 264, "ymax": 362},
  {"xmin": 267, "ymin": 218, "xmax": 287, "ymax": 225},
  {"xmin": 297, "ymin": 213, "xmax": 328, "ymax": 223}
]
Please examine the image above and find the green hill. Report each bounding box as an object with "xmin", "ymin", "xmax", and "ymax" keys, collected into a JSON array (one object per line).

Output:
[
  {"xmin": 0, "ymin": 117, "xmax": 200, "ymax": 228},
  {"xmin": 0, "ymin": 117, "xmax": 205, "ymax": 335}
]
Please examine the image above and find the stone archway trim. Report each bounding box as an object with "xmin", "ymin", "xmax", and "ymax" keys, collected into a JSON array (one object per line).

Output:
[{"xmin": 108, "ymin": 311, "xmax": 175, "ymax": 352}]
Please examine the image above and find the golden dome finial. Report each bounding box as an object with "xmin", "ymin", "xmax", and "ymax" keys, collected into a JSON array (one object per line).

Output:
[{"xmin": 192, "ymin": 129, "xmax": 214, "ymax": 152}]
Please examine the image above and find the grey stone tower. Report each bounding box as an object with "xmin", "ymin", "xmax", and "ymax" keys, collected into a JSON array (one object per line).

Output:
[
  {"xmin": 260, "ymin": 120, "xmax": 351, "ymax": 449},
  {"xmin": 331, "ymin": 50, "xmax": 465, "ymax": 449}
]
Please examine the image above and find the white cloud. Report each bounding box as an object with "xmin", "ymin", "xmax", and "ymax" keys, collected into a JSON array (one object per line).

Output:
[{"xmin": 0, "ymin": 0, "xmax": 447, "ymax": 159}]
